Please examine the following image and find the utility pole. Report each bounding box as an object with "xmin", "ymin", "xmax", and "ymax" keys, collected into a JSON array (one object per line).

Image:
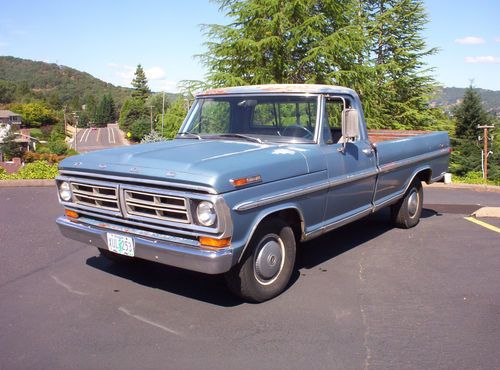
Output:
[
  {"xmin": 478, "ymin": 124, "xmax": 494, "ymax": 180},
  {"xmin": 149, "ymin": 105, "xmax": 153, "ymax": 133},
  {"xmin": 161, "ymin": 91, "xmax": 165, "ymax": 136}
]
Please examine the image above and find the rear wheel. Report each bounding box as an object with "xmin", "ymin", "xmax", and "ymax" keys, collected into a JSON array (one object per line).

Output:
[
  {"xmin": 391, "ymin": 179, "xmax": 423, "ymax": 228},
  {"xmin": 225, "ymin": 218, "xmax": 296, "ymax": 302}
]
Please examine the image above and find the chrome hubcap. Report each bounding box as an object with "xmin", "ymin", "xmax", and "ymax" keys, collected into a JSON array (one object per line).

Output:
[
  {"xmin": 407, "ymin": 190, "xmax": 419, "ymax": 218},
  {"xmin": 254, "ymin": 234, "xmax": 284, "ymax": 285}
]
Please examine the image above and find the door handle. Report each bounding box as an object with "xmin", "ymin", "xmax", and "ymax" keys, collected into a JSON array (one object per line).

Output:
[{"xmin": 362, "ymin": 148, "xmax": 374, "ymax": 156}]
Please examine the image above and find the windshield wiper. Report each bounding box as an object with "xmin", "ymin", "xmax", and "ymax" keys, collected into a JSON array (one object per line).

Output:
[
  {"xmin": 176, "ymin": 132, "xmax": 203, "ymax": 140},
  {"xmin": 215, "ymin": 133, "xmax": 263, "ymax": 144}
]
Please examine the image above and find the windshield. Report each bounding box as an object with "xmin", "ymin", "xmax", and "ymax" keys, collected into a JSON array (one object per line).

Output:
[{"xmin": 179, "ymin": 95, "xmax": 319, "ymax": 143}]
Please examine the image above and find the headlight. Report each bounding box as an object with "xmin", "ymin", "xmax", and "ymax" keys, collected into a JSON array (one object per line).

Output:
[
  {"xmin": 59, "ymin": 181, "xmax": 72, "ymax": 201},
  {"xmin": 196, "ymin": 201, "xmax": 217, "ymax": 227}
]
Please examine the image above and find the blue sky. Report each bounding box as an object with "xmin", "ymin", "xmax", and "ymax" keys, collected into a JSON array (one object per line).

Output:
[{"xmin": 1, "ymin": 0, "xmax": 499, "ymax": 92}]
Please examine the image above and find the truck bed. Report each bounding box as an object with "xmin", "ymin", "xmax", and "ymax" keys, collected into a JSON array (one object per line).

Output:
[{"xmin": 368, "ymin": 129, "xmax": 431, "ymax": 144}]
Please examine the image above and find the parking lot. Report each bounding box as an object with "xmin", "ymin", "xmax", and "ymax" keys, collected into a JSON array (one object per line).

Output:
[{"xmin": 1, "ymin": 186, "xmax": 499, "ymax": 369}]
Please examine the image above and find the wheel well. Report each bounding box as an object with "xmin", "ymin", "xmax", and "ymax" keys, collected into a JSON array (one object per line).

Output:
[
  {"xmin": 416, "ymin": 168, "xmax": 432, "ymax": 184},
  {"xmin": 261, "ymin": 209, "xmax": 303, "ymax": 242}
]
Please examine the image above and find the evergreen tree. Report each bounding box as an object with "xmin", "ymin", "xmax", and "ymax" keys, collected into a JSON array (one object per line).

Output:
[
  {"xmin": 454, "ymin": 85, "xmax": 492, "ymax": 141},
  {"xmin": 450, "ymin": 84, "xmax": 495, "ymax": 177},
  {"xmin": 363, "ymin": 0, "xmax": 437, "ymax": 129},
  {"xmin": 197, "ymin": 0, "xmax": 436, "ymax": 130},
  {"xmin": 158, "ymin": 97, "xmax": 188, "ymax": 139},
  {"xmin": 200, "ymin": 0, "xmax": 366, "ymax": 86},
  {"xmin": 131, "ymin": 64, "xmax": 150, "ymax": 102}
]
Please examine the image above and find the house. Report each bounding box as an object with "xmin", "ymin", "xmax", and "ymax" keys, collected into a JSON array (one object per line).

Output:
[{"xmin": 0, "ymin": 110, "xmax": 22, "ymax": 143}]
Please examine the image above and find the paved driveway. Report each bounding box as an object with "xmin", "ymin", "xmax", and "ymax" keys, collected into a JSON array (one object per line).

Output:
[{"xmin": 0, "ymin": 186, "xmax": 499, "ymax": 369}]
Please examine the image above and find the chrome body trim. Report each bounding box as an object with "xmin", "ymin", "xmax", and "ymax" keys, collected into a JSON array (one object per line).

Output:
[
  {"xmin": 56, "ymin": 217, "xmax": 233, "ymax": 274},
  {"xmin": 234, "ymin": 181, "xmax": 330, "ymax": 212},
  {"xmin": 233, "ymin": 168, "xmax": 378, "ymax": 212},
  {"xmin": 304, "ymin": 207, "xmax": 373, "ymax": 241},
  {"xmin": 378, "ymin": 148, "xmax": 449, "ymax": 174}
]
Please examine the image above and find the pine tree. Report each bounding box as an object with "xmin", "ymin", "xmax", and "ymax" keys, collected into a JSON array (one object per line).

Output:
[
  {"xmin": 454, "ymin": 85, "xmax": 492, "ymax": 141},
  {"xmin": 362, "ymin": 0, "xmax": 437, "ymax": 129},
  {"xmin": 131, "ymin": 64, "xmax": 150, "ymax": 102},
  {"xmin": 197, "ymin": 0, "xmax": 436, "ymax": 131},
  {"xmin": 450, "ymin": 84, "xmax": 495, "ymax": 177},
  {"xmin": 200, "ymin": 0, "xmax": 366, "ymax": 87}
]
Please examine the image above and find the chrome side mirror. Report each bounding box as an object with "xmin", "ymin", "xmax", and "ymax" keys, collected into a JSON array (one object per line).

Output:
[
  {"xmin": 339, "ymin": 108, "xmax": 360, "ymax": 153},
  {"xmin": 343, "ymin": 108, "xmax": 359, "ymax": 140}
]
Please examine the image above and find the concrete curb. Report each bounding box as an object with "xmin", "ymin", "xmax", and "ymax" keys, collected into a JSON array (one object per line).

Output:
[
  {"xmin": 472, "ymin": 207, "xmax": 500, "ymax": 218},
  {"xmin": 425, "ymin": 182, "xmax": 500, "ymax": 193},
  {"xmin": 0, "ymin": 179, "xmax": 55, "ymax": 187}
]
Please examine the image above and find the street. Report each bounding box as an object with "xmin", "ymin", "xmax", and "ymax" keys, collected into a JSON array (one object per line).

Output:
[
  {"xmin": 0, "ymin": 186, "xmax": 499, "ymax": 369},
  {"xmin": 71, "ymin": 123, "xmax": 127, "ymax": 152}
]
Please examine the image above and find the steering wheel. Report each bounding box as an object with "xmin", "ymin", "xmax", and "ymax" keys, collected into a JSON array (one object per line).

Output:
[{"xmin": 281, "ymin": 125, "xmax": 314, "ymax": 139}]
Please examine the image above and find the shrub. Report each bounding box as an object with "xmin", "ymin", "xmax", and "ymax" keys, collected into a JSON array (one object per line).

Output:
[{"xmin": 0, "ymin": 160, "xmax": 59, "ymax": 180}]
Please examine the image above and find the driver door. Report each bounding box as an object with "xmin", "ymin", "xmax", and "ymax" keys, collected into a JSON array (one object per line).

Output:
[{"xmin": 321, "ymin": 96, "xmax": 377, "ymax": 227}]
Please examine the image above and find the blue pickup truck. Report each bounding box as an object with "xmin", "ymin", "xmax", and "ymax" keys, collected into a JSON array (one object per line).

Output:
[{"xmin": 56, "ymin": 84, "xmax": 450, "ymax": 302}]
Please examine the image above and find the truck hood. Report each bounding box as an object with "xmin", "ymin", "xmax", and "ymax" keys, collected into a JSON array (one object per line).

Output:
[{"xmin": 59, "ymin": 139, "xmax": 323, "ymax": 193}]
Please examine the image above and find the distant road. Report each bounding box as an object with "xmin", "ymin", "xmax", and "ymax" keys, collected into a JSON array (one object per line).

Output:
[{"xmin": 71, "ymin": 123, "xmax": 128, "ymax": 152}]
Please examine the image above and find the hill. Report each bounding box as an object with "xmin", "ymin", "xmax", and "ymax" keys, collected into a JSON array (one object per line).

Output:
[
  {"xmin": 432, "ymin": 87, "xmax": 500, "ymax": 116},
  {"xmin": 0, "ymin": 56, "xmax": 134, "ymax": 106}
]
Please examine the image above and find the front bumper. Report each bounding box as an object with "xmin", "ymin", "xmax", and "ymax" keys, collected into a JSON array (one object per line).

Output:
[{"xmin": 56, "ymin": 216, "xmax": 234, "ymax": 274}]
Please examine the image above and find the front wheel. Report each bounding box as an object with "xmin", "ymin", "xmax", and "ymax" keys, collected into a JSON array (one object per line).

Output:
[
  {"xmin": 391, "ymin": 179, "xmax": 423, "ymax": 229},
  {"xmin": 224, "ymin": 219, "xmax": 296, "ymax": 302}
]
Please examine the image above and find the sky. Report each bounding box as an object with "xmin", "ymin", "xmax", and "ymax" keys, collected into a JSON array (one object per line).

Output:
[{"xmin": 0, "ymin": 0, "xmax": 499, "ymax": 92}]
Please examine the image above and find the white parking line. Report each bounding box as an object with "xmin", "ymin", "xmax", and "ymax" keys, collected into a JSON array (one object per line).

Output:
[
  {"xmin": 79, "ymin": 128, "xmax": 92, "ymax": 143},
  {"xmin": 108, "ymin": 126, "xmax": 116, "ymax": 144},
  {"xmin": 118, "ymin": 307, "xmax": 182, "ymax": 336}
]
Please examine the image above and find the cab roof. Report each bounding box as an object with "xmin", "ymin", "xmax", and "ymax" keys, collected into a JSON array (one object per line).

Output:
[{"xmin": 198, "ymin": 84, "xmax": 357, "ymax": 97}]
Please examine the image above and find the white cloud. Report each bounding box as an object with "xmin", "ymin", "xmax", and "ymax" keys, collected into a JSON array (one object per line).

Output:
[
  {"xmin": 464, "ymin": 56, "xmax": 500, "ymax": 64},
  {"xmin": 495, "ymin": 37, "xmax": 500, "ymax": 43},
  {"xmin": 454, "ymin": 36, "xmax": 486, "ymax": 45},
  {"xmin": 145, "ymin": 66, "xmax": 166, "ymax": 80},
  {"xmin": 150, "ymin": 79, "xmax": 178, "ymax": 93},
  {"xmin": 107, "ymin": 63, "xmax": 135, "ymax": 86},
  {"xmin": 106, "ymin": 63, "xmax": 178, "ymax": 92}
]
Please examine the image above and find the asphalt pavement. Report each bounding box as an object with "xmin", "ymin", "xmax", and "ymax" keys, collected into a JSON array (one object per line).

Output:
[
  {"xmin": 71, "ymin": 123, "xmax": 127, "ymax": 152},
  {"xmin": 0, "ymin": 186, "xmax": 499, "ymax": 369}
]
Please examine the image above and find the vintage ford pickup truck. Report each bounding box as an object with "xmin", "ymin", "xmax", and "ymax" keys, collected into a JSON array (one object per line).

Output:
[{"xmin": 56, "ymin": 84, "xmax": 450, "ymax": 302}]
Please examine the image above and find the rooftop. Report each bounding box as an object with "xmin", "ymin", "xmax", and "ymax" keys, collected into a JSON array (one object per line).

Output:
[
  {"xmin": 0, "ymin": 110, "xmax": 21, "ymax": 119},
  {"xmin": 198, "ymin": 84, "xmax": 357, "ymax": 97}
]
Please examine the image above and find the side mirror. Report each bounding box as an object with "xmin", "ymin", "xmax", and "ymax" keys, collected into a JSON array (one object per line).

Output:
[{"xmin": 342, "ymin": 108, "xmax": 359, "ymax": 140}]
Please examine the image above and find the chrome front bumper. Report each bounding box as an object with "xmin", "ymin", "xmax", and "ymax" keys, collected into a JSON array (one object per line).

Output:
[{"xmin": 56, "ymin": 217, "xmax": 234, "ymax": 274}]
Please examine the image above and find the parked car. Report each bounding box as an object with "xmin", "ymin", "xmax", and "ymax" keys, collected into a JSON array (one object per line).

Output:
[{"xmin": 55, "ymin": 84, "xmax": 450, "ymax": 302}]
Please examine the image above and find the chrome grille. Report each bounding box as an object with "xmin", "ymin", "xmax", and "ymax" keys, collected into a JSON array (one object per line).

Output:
[
  {"xmin": 71, "ymin": 182, "xmax": 119, "ymax": 212},
  {"xmin": 124, "ymin": 189, "xmax": 190, "ymax": 223}
]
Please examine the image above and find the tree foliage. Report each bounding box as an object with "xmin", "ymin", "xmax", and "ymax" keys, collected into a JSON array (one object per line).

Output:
[
  {"xmin": 450, "ymin": 84, "xmax": 498, "ymax": 181},
  {"xmin": 131, "ymin": 64, "xmax": 150, "ymax": 103},
  {"xmin": 198, "ymin": 0, "xmax": 438, "ymax": 130},
  {"xmin": 9, "ymin": 102, "xmax": 58, "ymax": 127},
  {"xmin": 158, "ymin": 97, "xmax": 188, "ymax": 139}
]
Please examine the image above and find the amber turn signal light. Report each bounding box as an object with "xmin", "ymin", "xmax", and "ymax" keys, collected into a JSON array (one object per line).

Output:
[
  {"xmin": 230, "ymin": 175, "xmax": 262, "ymax": 187},
  {"xmin": 199, "ymin": 236, "xmax": 231, "ymax": 248},
  {"xmin": 65, "ymin": 209, "xmax": 79, "ymax": 219}
]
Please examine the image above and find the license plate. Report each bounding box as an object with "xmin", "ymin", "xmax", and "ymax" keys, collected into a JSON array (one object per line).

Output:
[{"xmin": 106, "ymin": 233, "xmax": 135, "ymax": 257}]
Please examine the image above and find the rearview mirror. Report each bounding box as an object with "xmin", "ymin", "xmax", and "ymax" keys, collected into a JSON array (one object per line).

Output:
[{"xmin": 342, "ymin": 108, "xmax": 359, "ymax": 139}]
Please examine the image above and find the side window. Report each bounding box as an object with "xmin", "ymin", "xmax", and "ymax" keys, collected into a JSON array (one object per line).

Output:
[{"xmin": 323, "ymin": 98, "xmax": 347, "ymax": 144}]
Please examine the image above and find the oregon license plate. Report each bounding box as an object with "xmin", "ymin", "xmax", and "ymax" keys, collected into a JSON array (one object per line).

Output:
[{"xmin": 106, "ymin": 233, "xmax": 135, "ymax": 257}]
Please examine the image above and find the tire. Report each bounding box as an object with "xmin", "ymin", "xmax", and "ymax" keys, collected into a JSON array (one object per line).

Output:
[
  {"xmin": 224, "ymin": 218, "xmax": 296, "ymax": 302},
  {"xmin": 391, "ymin": 179, "xmax": 423, "ymax": 229},
  {"xmin": 98, "ymin": 248, "xmax": 134, "ymax": 264}
]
